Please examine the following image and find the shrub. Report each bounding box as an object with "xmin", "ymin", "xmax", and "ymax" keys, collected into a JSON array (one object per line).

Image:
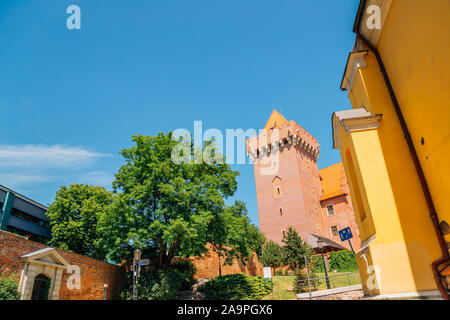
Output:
[
  {"xmin": 200, "ymin": 274, "xmax": 271, "ymax": 300},
  {"xmin": 329, "ymin": 250, "xmax": 358, "ymax": 272},
  {"xmin": 0, "ymin": 274, "xmax": 21, "ymax": 300},
  {"xmin": 293, "ymin": 268, "xmax": 319, "ymax": 293},
  {"xmin": 311, "ymin": 255, "xmax": 324, "ymax": 273},
  {"xmin": 276, "ymin": 270, "xmax": 283, "ymax": 276},
  {"xmin": 170, "ymin": 260, "xmax": 197, "ymax": 290},
  {"xmin": 119, "ymin": 268, "xmax": 184, "ymax": 300}
]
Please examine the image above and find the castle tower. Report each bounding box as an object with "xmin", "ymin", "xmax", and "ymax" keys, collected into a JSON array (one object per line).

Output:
[
  {"xmin": 246, "ymin": 110, "xmax": 323, "ymax": 244},
  {"xmin": 247, "ymin": 110, "xmax": 361, "ymax": 251}
]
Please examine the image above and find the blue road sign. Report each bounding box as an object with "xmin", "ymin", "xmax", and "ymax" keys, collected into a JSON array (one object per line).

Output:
[{"xmin": 339, "ymin": 227, "xmax": 353, "ymax": 242}]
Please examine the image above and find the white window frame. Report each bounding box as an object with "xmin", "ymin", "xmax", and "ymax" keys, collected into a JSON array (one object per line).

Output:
[
  {"xmin": 330, "ymin": 225, "xmax": 339, "ymax": 237},
  {"xmin": 326, "ymin": 205, "xmax": 335, "ymax": 216}
]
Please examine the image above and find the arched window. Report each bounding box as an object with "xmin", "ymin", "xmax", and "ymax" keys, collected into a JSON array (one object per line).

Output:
[
  {"xmin": 272, "ymin": 176, "xmax": 282, "ymax": 198},
  {"xmin": 279, "ymin": 208, "xmax": 283, "ymax": 216},
  {"xmin": 31, "ymin": 274, "xmax": 51, "ymax": 300}
]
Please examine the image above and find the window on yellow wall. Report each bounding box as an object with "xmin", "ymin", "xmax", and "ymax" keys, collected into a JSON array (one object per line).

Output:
[
  {"xmin": 326, "ymin": 205, "xmax": 335, "ymax": 216},
  {"xmin": 330, "ymin": 225, "xmax": 338, "ymax": 237}
]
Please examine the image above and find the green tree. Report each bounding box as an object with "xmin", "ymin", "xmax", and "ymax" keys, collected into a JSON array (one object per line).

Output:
[
  {"xmin": 261, "ymin": 240, "xmax": 283, "ymax": 274},
  {"xmin": 281, "ymin": 227, "xmax": 314, "ymax": 270},
  {"xmin": 47, "ymin": 184, "xmax": 113, "ymax": 260},
  {"xmin": 97, "ymin": 133, "xmax": 239, "ymax": 270},
  {"xmin": 209, "ymin": 201, "xmax": 265, "ymax": 275}
]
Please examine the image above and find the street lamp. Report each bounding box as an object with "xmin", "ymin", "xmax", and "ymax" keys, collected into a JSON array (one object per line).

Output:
[
  {"xmin": 317, "ymin": 239, "xmax": 331, "ymax": 290},
  {"xmin": 133, "ymin": 249, "xmax": 142, "ymax": 300},
  {"xmin": 134, "ymin": 248, "xmax": 142, "ymax": 261}
]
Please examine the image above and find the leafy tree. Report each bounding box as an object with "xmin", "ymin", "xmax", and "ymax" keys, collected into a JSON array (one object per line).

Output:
[
  {"xmin": 97, "ymin": 133, "xmax": 239, "ymax": 270},
  {"xmin": 261, "ymin": 240, "xmax": 283, "ymax": 273},
  {"xmin": 47, "ymin": 184, "xmax": 113, "ymax": 260},
  {"xmin": 208, "ymin": 201, "xmax": 265, "ymax": 275},
  {"xmin": 281, "ymin": 226, "xmax": 314, "ymax": 270}
]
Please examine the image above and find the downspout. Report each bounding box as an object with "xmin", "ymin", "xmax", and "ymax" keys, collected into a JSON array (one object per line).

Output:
[{"xmin": 353, "ymin": 5, "xmax": 449, "ymax": 299}]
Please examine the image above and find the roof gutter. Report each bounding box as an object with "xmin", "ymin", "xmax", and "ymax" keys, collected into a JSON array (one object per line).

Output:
[{"xmin": 352, "ymin": 0, "xmax": 449, "ymax": 300}]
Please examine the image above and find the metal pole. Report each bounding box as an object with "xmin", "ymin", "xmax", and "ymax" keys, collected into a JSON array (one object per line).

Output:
[
  {"xmin": 348, "ymin": 239, "xmax": 355, "ymax": 254},
  {"xmin": 321, "ymin": 251, "xmax": 331, "ymax": 290},
  {"xmin": 132, "ymin": 259, "xmax": 138, "ymax": 300},
  {"xmin": 304, "ymin": 256, "xmax": 312, "ymax": 300}
]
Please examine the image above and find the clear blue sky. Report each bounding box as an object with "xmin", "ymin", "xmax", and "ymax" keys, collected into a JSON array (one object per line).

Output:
[{"xmin": 0, "ymin": 0, "xmax": 359, "ymax": 226}]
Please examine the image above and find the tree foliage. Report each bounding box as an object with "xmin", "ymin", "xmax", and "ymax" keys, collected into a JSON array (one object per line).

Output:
[
  {"xmin": 97, "ymin": 133, "xmax": 239, "ymax": 269},
  {"xmin": 47, "ymin": 184, "xmax": 113, "ymax": 260},
  {"xmin": 281, "ymin": 226, "xmax": 314, "ymax": 270},
  {"xmin": 208, "ymin": 200, "xmax": 265, "ymax": 275},
  {"xmin": 261, "ymin": 240, "xmax": 283, "ymax": 272}
]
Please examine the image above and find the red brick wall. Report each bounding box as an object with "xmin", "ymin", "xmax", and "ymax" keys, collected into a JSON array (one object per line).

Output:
[
  {"xmin": 320, "ymin": 194, "xmax": 361, "ymax": 251},
  {"xmin": 250, "ymin": 120, "xmax": 324, "ymax": 244},
  {"xmin": 0, "ymin": 230, "xmax": 123, "ymax": 300},
  {"xmin": 187, "ymin": 247, "xmax": 263, "ymax": 279}
]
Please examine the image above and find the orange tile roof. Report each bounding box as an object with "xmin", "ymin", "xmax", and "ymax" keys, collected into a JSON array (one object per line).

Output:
[
  {"xmin": 319, "ymin": 162, "xmax": 346, "ymax": 201},
  {"xmin": 264, "ymin": 110, "xmax": 289, "ymax": 130}
]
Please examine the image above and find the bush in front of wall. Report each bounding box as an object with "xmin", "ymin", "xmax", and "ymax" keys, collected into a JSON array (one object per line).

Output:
[
  {"xmin": 199, "ymin": 274, "xmax": 271, "ymax": 300},
  {"xmin": 0, "ymin": 274, "xmax": 21, "ymax": 300},
  {"xmin": 329, "ymin": 250, "xmax": 358, "ymax": 272}
]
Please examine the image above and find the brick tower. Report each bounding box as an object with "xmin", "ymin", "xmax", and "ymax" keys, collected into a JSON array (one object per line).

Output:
[{"xmin": 246, "ymin": 110, "xmax": 360, "ymax": 251}]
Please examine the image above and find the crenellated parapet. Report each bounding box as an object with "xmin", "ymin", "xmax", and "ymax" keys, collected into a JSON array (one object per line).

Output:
[{"xmin": 246, "ymin": 120, "xmax": 320, "ymax": 162}]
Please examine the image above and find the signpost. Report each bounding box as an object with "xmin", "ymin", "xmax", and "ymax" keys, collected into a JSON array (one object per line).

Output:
[
  {"xmin": 103, "ymin": 283, "xmax": 108, "ymax": 300},
  {"xmin": 263, "ymin": 267, "xmax": 273, "ymax": 293},
  {"xmin": 339, "ymin": 227, "xmax": 355, "ymax": 253}
]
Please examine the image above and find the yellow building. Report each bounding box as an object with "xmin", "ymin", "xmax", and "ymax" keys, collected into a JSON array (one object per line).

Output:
[{"xmin": 332, "ymin": 0, "xmax": 450, "ymax": 299}]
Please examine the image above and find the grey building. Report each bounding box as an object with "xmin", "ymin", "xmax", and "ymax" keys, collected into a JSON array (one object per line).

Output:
[{"xmin": 0, "ymin": 185, "xmax": 51, "ymax": 243}]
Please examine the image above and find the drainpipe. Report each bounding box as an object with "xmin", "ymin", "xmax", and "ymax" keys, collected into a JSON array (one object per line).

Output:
[{"xmin": 353, "ymin": 29, "xmax": 449, "ymax": 300}]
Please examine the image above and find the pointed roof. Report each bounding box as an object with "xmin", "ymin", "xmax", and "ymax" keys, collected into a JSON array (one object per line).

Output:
[
  {"xmin": 264, "ymin": 110, "xmax": 289, "ymax": 130},
  {"xmin": 308, "ymin": 233, "xmax": 347, "ymax": 250},
  {"xmin": 21, "ymin": 247, "xmax": 70, "ymax": 269}
]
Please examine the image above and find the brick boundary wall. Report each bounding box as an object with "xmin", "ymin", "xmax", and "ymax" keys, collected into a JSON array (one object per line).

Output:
[
  {"xmin": 0, "ymin": 230, "xmax": 123, "ymax": 300},
  {"xmin": 187, "ymin": 246, "xmax": 263, "ymax": 279}
]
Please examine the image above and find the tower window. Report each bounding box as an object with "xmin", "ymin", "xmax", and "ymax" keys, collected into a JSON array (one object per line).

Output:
[
  {"xmin": 282, "ymin": 229, "xmax": 286, "ymax": 238},
  {"xmin": 272, "ymin": 176, "xmax": 282, "ymax": 198},
  {"xmin": 330, "ymin": 225, "xmax": 339, "ymax": 237},
  {"xmin": 327, "ymin": 205, "xmax": 335, "ymax": 216},
  {"xmin": 279, "ymin": 208, "xmax": 283, "ymax": 216}
]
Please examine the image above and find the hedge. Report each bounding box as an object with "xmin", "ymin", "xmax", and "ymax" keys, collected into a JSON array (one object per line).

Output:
[
  {"xmin": 0, "ymin": 274, "xmax": 21, "ymax": 300},
  {"xmin": 200, "ymin": 274, "xmax": 271, "ymax": 300}
]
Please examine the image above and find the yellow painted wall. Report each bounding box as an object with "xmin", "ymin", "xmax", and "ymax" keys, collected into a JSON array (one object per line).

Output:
[
  {"xmin": 338, "ymin": 0, "xmax": 450, "ymax": 296},
  {"xmin": 376, "ymin": 0, "xmax": 450, "ymax": 239}
]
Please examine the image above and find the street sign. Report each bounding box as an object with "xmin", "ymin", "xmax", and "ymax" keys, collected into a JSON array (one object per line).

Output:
[
  {"xmin": 339, "ymin": 227, "xmax": 353, "ymax": 242},
  {"xmin": 263, "ymin": 267, "xmax": 272, "ymax": 279},
  {"xmin": 137, "ymin": 259, "xmax": 150, "ymax": 266}
]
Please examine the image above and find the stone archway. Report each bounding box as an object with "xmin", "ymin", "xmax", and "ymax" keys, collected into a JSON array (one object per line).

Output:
[
  {"xmin": 31, "ymin": 274, "xmax": 51, "ymax": 300},
  {"xmin": 18, "ymin": 247, "xmax": 70, "ymax": 300}
]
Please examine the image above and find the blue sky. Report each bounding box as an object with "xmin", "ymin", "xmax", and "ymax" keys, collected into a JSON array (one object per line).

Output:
[{"xmin": 0, "ymin": 0, "xmax": 358, "ymax": 226}]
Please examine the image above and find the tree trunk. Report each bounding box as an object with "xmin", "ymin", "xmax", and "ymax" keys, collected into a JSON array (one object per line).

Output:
[{"xmin": 218, "ymin": 253, "xmax": 222, "ymax": 276}]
